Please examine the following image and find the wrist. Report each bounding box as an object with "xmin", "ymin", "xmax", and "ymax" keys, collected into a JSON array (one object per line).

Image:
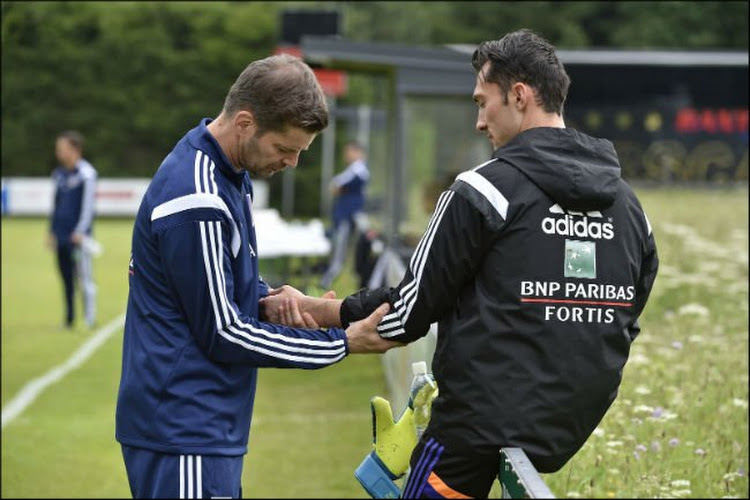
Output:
[{"xmin": 306, "ymin": 297, "xmax": 343, "ymax": 328}]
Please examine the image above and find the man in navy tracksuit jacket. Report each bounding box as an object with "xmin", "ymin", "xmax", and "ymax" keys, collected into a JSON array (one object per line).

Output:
[
  {"xmin": 115, "ymin": 54, "xmax": 396, "ymax": 499},
  {"xmin": 48, "ymin": 130, "xmax": 98, "ymax": 329},
  {"xmin": 321, "ymin": 140, "xmax": 370, "ymax": 289}
]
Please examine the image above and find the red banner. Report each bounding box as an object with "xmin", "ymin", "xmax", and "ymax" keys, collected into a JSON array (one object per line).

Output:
[{"xmin": 274, "ymin": 46, "xmax": 347, "ymax": 97}]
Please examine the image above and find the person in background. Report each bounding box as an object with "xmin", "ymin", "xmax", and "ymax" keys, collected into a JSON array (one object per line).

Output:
[
  {"xmin": 48, "ymin": 130, "xmax": 98, "ymax": 329},
  {"xmin": 354, "ymin": 172, "xmax": 456, "ymax": 290},
  {"xmin": 320, "ymin": 140, "xmax": 370, "ymax": 290},
  {"xmin": 115, "ymin": 53, "xmax": 399, "ymax": 499},
  {"xmin": 262, "ymin": 29, "xmax": 659, "ymax": 498}
]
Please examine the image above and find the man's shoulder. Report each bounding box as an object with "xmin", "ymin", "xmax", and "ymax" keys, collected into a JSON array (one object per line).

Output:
[
  {"xmin": 454, "ymin": 158, "xmax": 526, "ymax": 192},
  {"xmin": 77, "ymin": 159, "xmax": 98, "ymax": 179},
  {"xmin": 147, "ymin": 139, "xmax": 237, "ymax": 217},
  {"xmin": 351, "ymin": 159, "xmax": 370, "ymax": 177}
]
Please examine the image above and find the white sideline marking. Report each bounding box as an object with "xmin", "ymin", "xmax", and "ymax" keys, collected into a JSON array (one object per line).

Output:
[{"xmin": 1, "ymin": 313, "xmax": 126, "ymax": 429}]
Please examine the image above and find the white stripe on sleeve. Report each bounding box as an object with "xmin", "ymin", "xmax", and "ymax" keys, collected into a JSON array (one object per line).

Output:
[
  {"xmin": 456, "ymin": 170, "xmax": 508, "ymax": 220},
  {"xmin": 151, "ymin": 193, "xmax": 241, "ymax": 257},
  {"xmin": 378, "ymin": 190, "xmax": 455, "ymax": 338}
]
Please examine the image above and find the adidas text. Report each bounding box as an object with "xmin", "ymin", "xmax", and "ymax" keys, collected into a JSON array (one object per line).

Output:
[{"xmin": 542, "ymin": 215, "xmax": 614, "ymax": 240}]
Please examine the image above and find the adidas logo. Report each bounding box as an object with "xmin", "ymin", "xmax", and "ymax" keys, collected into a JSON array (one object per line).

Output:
[{"xmin": 542, "ymin": 204, "xmax": 614, "ymax": 240}]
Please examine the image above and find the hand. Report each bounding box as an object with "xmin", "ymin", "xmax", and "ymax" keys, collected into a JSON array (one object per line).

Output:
[
  {"xmin": 70, "ymin": 232, "xmax": 84, "ymax": 245},
  {"xmin": 261, "ymin": 285, "xmax": 307, "ymax": 324},
  {"xmin": 276, "ymin": 296, "xmax": 322, "ymax": 329},
  {"xmin": 346, "ymin": 303, "xmax": 403, "ymax": 354},
  {"xmin": 46, "ymin": 233, "xmax": 56, "ymax": 250},
  {"xmin": 370, "ymin": 396, "xmax": 417, "ymax": 478},
  {"xmin": 261, "ymin": 285, "xmax": 339, "ymax": 327}
]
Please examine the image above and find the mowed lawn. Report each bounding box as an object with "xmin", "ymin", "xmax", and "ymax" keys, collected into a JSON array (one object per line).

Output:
[
  {"xmin": 0, "ymin": 215, "xmax": 386, "ymax": 498},
  {"xmin": 1, "ymin": 186, "xmax": 748, "ymax": 498}
]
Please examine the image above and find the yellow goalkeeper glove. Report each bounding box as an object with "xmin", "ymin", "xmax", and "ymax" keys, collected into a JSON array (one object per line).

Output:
[
  {"xmin": 354, "ymin": 396, "xmax": 418, "ymax": 498},
  {"xmin": 371, "ymin": 396, "xmax": 417, "ymax": 477}
]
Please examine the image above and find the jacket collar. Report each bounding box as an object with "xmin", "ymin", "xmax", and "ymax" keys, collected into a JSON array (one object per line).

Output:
[{"xmin": 188, "ymin": 118, "xmax": 247, "ymax": 186}]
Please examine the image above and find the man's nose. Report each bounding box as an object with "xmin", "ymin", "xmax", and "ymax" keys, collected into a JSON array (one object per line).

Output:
[{"xmin": 285, "ymin": 152, "xmax": 300, "ymax": 168}]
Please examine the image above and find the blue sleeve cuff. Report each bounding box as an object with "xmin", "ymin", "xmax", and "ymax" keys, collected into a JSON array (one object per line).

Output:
[{"xmin": 354, "ymin": 452, "xmax": 402, "ymax": 499}]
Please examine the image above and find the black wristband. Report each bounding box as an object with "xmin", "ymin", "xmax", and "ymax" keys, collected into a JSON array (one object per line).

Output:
[{"xmin": 340, "ymin": 287, "xmax": 393, "ymax": 328}]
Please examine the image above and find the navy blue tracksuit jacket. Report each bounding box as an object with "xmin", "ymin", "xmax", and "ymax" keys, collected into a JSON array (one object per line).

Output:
[{"xmin": 116, "ymin": 119, "xmax": 349, "ymax": 457}]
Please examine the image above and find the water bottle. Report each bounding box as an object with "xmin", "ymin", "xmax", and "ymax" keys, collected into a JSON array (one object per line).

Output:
[{"xmin": 408, "ymin": 361, "xmax": 437, "ymax": 440}]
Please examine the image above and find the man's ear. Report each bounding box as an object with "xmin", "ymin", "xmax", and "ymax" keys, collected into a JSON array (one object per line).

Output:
[
  {"xmin": 512, "ymin": 82, "xmax": 530, "ymax": 110},
  {"xmin": 233, "ymin": 110, "xmax": 256, "ymax": 136}
]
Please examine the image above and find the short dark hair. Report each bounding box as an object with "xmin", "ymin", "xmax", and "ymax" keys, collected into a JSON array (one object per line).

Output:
[
  {"xmin": 223, "ymin": 54, "xmax": 329, "ymax": 135},
  {"xmin": 57, "ymin": 130, "xmax": 85, "ymax": 152},
  {"xmin": 472, "ymin": 29, "xmax": 571, "ymax": 115}
]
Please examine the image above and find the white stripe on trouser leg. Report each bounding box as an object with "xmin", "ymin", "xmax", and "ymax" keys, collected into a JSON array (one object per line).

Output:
[
  {"xmin": 321, "ymin": 221, "xmax": 351, "ymax": 288},
  {"xmin": 76, "ymin": 246, "xmax": 97, "ymax": 326},
  {"xmin": 180, "ymin": 455, "xmax": 185, "ymax": 499},
  {"xmin": 196, "ymin": 455, "xmax": 202, "ymax": 499},
  {"xmin": 188, "ymin": 455, "xmax": 194, "ymax": 498}
]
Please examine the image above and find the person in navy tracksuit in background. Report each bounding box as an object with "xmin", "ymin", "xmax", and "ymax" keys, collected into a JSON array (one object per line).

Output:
[
  {"xmin": 48, "ymin": 130, "xmax": 98, "ymax": 329},
  {"xmin": 115, "ymin": 54, "xmax": 399, "ymax": 499},
  {"xmin": 320, "ymin": 140, "xmax": 370, "ymax": 290}
]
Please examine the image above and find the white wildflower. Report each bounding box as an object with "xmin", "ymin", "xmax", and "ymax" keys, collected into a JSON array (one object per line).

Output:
[
  {"xmin": 629, "ymin": 353, "xmax": 651, "ymax": 365},
  {"xmin": 732, "ymin": 398, "xmax": 748, "ymax": 409},
  {"xmin": 634, "ymin": 386, "xmax": 652, "ymax": 395},
  {"xmin": 678, "ymin": 303, "xmax": 710, "ymax": 316},
  {"xmin": 723, "ymin": 472, "xmax": 739, "ymax": 482},
  {"xmin": 648, "ymin": 409, "xmax": 678, "ymax": 421},
  {"xmin": 671, "ymin": 489, "xmax": 692, "ymax": 497}
]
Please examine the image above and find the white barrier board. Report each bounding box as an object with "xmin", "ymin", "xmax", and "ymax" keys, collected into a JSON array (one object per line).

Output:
[{"xmin": 1, "ymin": 177, "xmax": 268, "ymax": 216}]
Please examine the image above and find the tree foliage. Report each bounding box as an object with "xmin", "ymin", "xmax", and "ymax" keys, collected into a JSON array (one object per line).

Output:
[
  {"xmin": 1, "ymin": 1, "xmax": 747, "ymax": 191},
  {"xmin": 2, "ymin": 1, "xmax": 278, "ymax": 177}
]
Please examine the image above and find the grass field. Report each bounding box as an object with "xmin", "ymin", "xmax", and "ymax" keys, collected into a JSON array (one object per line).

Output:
[{"xmin": 1, "ymin": 186, "xmax": 748, "ymax": 498}]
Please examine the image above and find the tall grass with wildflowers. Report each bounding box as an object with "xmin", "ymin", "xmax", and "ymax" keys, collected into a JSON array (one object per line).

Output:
[{"xmin": 540, "ymin": 187, "xmax": 748, "ymax": 498}]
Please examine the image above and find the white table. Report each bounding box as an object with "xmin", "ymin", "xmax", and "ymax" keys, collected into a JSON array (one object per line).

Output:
[
  {"xmin": 253, "ymin": 208, "xmax": 331, "ymax": 288},
  {"xmin": 253, "ymin": 208, "xmax": 330, "ymax": 259}
]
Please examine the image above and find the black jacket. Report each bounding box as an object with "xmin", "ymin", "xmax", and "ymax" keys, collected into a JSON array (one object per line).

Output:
[{"xmin": 342, "ymin": 127, "xmax": 659, "ymax": 473}]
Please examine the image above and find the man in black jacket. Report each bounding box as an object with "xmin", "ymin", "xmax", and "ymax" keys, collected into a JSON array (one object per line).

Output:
[{"xmin": 262, "ymin": 29, "xmax": 659, "ymax": 498}]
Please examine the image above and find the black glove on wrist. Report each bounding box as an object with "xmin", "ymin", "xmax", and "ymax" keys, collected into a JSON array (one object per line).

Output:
[{"xmin": 340, "ymin": 287, "xmax": 393, "ymax": 328}]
